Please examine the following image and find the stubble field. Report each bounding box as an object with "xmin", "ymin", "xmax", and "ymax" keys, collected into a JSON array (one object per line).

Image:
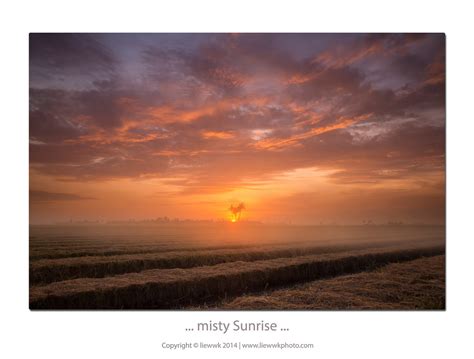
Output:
[{"xmin": 29, "ymin": 224, "xmax": 445, "ymax": 310}]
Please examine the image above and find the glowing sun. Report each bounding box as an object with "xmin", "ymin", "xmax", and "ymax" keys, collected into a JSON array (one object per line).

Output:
[{"xmin": 229, "ymin": 202, "xmax": 245, "ymax": 223}]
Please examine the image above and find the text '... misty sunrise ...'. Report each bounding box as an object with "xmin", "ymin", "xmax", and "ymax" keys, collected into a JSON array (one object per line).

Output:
[{"xmin": 185, "ymin": 320, "xmax": 289, "ymax": 334}]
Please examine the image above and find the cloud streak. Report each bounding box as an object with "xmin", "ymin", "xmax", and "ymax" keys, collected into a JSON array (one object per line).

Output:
[{"xmin": 30, "ymin": 190, "xmax": 97, "ymax": 202}]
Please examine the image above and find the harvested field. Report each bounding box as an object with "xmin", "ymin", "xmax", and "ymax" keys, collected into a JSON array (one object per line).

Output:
[
  {"xmin": 29, "ymin": 224, "xmax": 445, "ymax": 310},
  {"xmin": 216, "ymin": 255, "xmax": 445, "ymax": 310},
  {"xmin": 30, "ymin": 237, "xmax": 441, "ymax": 285}
]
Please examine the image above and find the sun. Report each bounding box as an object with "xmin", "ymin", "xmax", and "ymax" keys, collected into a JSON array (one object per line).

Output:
[{"xmin": 228, "ymin": 202, "xmax": 245, "ymax": 223}]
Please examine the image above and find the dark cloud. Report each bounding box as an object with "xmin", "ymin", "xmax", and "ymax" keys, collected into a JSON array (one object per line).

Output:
[
  {"xmin": 29, "ymin": 86, "xmax": 138, "ymax": 143},
  {"xmin": 30, "ymin": 34, "xmax": 115, "ymax": 70},
  {"xmin": 30, "ymin": 33, "xmax": 116, "ymax": 89},
  {"xmin": 288, "ymin": 66, "xmax": 365, "ymax": 103}
]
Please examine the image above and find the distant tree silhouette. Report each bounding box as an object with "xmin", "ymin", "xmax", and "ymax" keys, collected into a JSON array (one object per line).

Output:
[{"xmin": 229, "ymin": 202, "xmax": 245, "ymax": 221}]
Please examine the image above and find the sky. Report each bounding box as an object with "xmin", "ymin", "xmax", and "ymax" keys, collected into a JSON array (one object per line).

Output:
[{"xmin": 29, "ymin": 33, "xmax": 445, "ymax": 224}]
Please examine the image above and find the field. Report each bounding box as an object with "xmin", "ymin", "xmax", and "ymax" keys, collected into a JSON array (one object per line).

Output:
[{"xmin": 29, "ymin": 224, "xmax": 445, "ymax": 310}]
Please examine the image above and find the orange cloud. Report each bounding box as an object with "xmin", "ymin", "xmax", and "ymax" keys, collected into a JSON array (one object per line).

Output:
[
  {"xmin": 201, "ymin": 131, "xmax": 235, "ymax": 139},
  {"xmin": 256, "ymin": 114, "xmax": 372, "ymax": 150},
  {"xmin": 145, "ymin": 96, "xmax": 271, "ymax": 124},
  {"xmin": 65, "ymin": 117, "xmax": 168, "ymax": 146}
]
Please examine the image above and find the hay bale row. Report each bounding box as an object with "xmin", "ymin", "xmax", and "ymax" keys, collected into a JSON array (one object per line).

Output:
[
  {"xmin": 29, "ymin": 238, "xmax": 442, "ymax": 285},
  {"xmin": 30, "ymin": 245, "xmax": 444, "ymax": 309},
  {"xmin": 29, "ymin": 242, "xmax": 260, "ymax": 261}
]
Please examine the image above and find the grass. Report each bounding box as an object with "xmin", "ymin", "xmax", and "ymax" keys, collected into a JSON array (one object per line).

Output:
[{"xmin": 29, "ymin": 245, "xmax": 444, "ymax": 309}]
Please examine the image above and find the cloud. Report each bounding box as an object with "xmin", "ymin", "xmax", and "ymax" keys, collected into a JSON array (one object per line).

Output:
[
  {"xmin": 255, "ymin": 114, "xmax": 373, "ymax": 150},
  {"xmin": 29, "ymin": 190, "xmax": 97, "ymax": 202},
  {"xmin": 30, "ymin": 33, "xmax": 116, "ymax": 89},
  {"xmin": 201, "ymin": 131, "xmax": 235, "ymax": 139},
  {"xmin": 29, "ymin": 33, "xmax": 445, "ymax": 193}
]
